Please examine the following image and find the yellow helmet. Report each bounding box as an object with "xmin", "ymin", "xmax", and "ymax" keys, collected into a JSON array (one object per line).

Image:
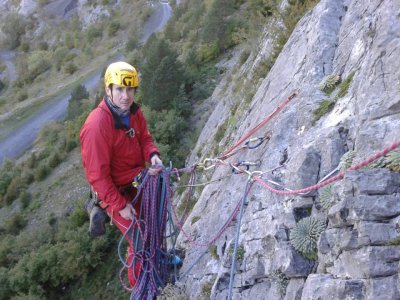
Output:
[{"xmin": 104, "ymin": 61, "xmax": 139, "ymax": 88}]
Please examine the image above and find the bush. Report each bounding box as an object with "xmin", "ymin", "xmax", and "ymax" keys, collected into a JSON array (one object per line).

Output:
[
  {"xmin": 48, "ymin": 151, "xmax": 62, "ymax": 169},
  {"xmin": 34, "ymin": 164, "xmax": 50, "ymax": 181},
  {"xmin": 1, "ymin": 13, "xmax": 26, "ymax": 50},
  {"xmin": 108, "ymin": 20, "xmax": 121, "ymax": 36},
  {"xmin": 66, "ymin": 84, "xmax": 89, "ymax": 120},
  {"xmin": 19, "ymin": 191, "xmax": 32, "ymax": 210},
  {"xmin": 196, "ymin": 43, "xmax": 219, "ymax": 63},
  {"xmin": 3, "ymin": 176, "xmax": 25, "ymax": 205},
  {"xmin": 86, "ymin": 25, "xmax": 103, "ymax": 43},
  {"xmin": 2, "ymin": 213, "xmax": 27, "ymax": 235}
]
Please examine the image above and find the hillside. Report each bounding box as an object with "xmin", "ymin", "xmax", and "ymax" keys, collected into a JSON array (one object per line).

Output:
[{"xmin": 0, "ymin": 0, "xmax": 399, "ymax": 299}]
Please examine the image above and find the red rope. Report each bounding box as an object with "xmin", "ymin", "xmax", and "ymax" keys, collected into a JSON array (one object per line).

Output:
[
  {"xmin": 254, "ymin": 140, "xmax": 400, "ymax": 195},
  {"xmin": 222, "ymin": 91, "xmax": 299, "ymax": 156}
]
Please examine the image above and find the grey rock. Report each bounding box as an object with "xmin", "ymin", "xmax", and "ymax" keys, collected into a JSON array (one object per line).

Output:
[
  {"xmin": 301, "ymin": 274, "xmax": 366, "ymax": 300},
  {"xmin": 328, "ymin": 246, "xmax": 400, "ymax": 279},
  {"xmin": 356, "ymin": 222, "xmax": 400, "ymax": 246},
  {"xmin": 366, "ymin": 275, "xmax": 400, "ymax": 300},
  {"xmin": 284, "ymin": 278, "xmax": 305, "ymax": 300},
  {"xmin": 347, "ymin": 169, "xmax": 400, "ymax": 196}
]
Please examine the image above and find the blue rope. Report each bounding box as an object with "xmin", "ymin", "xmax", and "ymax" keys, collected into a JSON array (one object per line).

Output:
[
  {"xmin": 227, "ymin": 178, "xmax": 252, "ymax": 300},
  {"xmin": 116, "ymin": 168, "xmax": 176, "ymax": 299}
]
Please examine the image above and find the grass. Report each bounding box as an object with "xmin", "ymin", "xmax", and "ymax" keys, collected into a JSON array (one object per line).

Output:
[
  {"xmin": 312, "ymin": 71, "xmax": 355, "ymax": 124},
  {"xmin": 312, "ymin": 99, "xmax": 334, "ymax": 123},
  {"xmin": 191, "ymin": 215, "xmax": 201, "ymax": 224},
  {"xmin": 337, "ymin": 71, "xmax": 355, "ymax": 98}
]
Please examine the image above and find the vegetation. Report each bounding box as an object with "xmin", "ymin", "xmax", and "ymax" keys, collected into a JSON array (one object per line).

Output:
[
  {"xmin": 313, "ymin": 72, "xmax": 355, "ymax": 124},
  {"xmin": 209, "ymin": 245, "xmax": 219, "ymax": 260},
  {"xmin": 289, "ymin": 216, "xmax": 326, "ymax": 260},
  {"xmin": 271, "ymin": 269, "xmax": 289, "ymax": 296}
]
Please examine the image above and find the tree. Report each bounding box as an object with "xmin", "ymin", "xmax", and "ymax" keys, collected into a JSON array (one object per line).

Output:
[
  {"xmin": 1, "ymin": 13, "xmax": 26, "ymax": 50},
  {"xmin": 140, "ymin": 37, "xmax": 185, "ymax": 111},
  {"xmin": 66, "ymin": 85, "xmax": 89, "ymax": 120}
]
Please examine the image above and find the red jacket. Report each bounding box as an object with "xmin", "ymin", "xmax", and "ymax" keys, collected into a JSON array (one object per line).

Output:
[{"xmin": 80, "ymin": 99, "xmax": 159, "ymax": 212}]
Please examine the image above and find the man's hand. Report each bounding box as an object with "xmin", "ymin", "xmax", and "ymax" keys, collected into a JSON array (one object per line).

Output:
[
  {"xmin": 149, "ymin": 155, "xmax": 163, "ymax": 175},
  {"xmin": 119, "ymin": 203, "xmax": 135, "ymax": 220},
  {"xmin": 151, "ymin": 154, "xmax": 163, "ymax": 167}
]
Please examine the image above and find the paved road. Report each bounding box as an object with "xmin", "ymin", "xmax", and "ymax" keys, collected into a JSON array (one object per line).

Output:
[
  {"xmin": 140, "ymin": 1, "xmax": 172, "ymax": 44},
  {"xmin": 0, "ymin": 1, "xmax": 172, "ymax": 164}
]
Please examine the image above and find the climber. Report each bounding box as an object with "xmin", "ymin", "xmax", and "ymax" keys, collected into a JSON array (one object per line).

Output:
[{"xmin": 80, "ymin": 61, "xmax": 163, "ymax": 288}]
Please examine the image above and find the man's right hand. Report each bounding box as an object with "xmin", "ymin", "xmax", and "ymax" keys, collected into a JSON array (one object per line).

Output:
[{"xmin": 119, "ymin": 203, "xmax": 135, "ymax": 220}]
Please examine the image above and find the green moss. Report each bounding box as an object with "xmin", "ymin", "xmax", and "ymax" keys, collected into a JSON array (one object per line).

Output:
[
  {"xmin": 312, "ymin": 99, "xmax": 334, "ymax": 123},
  {"xmin": 209, "ymin": 245, "xmax": 219, "ymax": 260},
  {"xmin": 337, "ymin": 71, "xmax": 355, "ymax": 98},
  {"xmin": 191, "ymin": 216, "xmax": 201, "ymax": 225},
  {"xmin": 214, "ymin": 119, "xmax": 229, "ymax": 142},
  {"xmin": 199, "ymin": 275, "xmax": 217, "ymax": 299},
  {"xmin": 386, "ymin": 238, "xmax": 400, "ymax": 246},
  {"xmin": 227, "ymin": 244, "xmax": 245, "ymax": 261}
]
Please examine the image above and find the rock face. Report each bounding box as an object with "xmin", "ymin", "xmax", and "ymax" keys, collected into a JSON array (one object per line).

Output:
[{"xmin": 177, "ymin": 0, "xmax": 400, "ymax": 299}]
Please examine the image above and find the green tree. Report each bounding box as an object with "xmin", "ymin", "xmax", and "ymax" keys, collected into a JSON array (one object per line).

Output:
[
  {"xmin": 140, "ymin": 37, "xmax": 185, "ymax": 111},
  {"xmin": 1, "ymin": 13, "xmax": 26, "ymax": 50},
  {"xmin": 66, "ymin": 85, "xmax": 89, "ymax": 120}
]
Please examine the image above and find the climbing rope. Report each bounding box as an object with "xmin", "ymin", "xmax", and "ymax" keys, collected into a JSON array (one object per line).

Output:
[
  {"xmin": 117, "ymin": 168, "xmax": 174, "ymax": 300},
  {"xmin": 227, "ymin": 177, "xmax": 253, "ymax": 300},
  {"xmin": 222, "ymin": 91, "xmax": 298, "ymax": 157},
  {"xmin": 254, "ymin": 140, "xmax": 400, "ymax": 195}
]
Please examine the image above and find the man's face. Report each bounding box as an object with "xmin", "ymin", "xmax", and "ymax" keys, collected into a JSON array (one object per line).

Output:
[{"xmin": 106, "ymin": 84, "xmax": 135, "ymax": 111}]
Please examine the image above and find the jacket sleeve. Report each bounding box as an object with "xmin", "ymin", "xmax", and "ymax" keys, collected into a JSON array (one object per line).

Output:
[
  {"xmin": 80, "ymin": 113, "xmax": 127, "ymax": 212},
  {"xmin": 136, "ymin": 108, "xmax": 160, "ymax": 162}
]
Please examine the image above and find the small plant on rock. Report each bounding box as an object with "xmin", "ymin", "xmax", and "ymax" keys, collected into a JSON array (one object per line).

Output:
[
  {"xmin": 271, "ymin": 269, "xmax": 289, "ymax": 296},
  {"xmin": 318, "ymin": 74, "xmax": 341, "ymax": 95},
  {"xmin": 385, "ymin": 148, "xmax": 400, "ymax": 172},
  {"xmin": 319, "ymin": 184, "xmax": 332, "ymax": 210},
  {"xmin": 290, "ymin": 216, "xmax": 325, "ymax": 260},
  {"xmin": 338, "ymin": 150, "xmax": 356, "ymax": 171}
]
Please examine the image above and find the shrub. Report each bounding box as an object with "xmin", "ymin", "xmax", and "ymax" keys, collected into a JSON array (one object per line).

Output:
[
  {"xmin": 86, "ymin": 25, "xmax": 103, "ymax": 43},
  {"xmin": 1, "ymin": 12, "xmax": 26, "ymax": 50},
  {"xmin": 19, "ymin": 191, "xmax": 32, "ymax": 210},
  {"xmin": 108, "ymin": 20, "xmax": 121, "ymax": 36},
  {"xmin": 69, "ymin": 202, "xmax": 89, "ymax": 228},
  {"xmin": 196, "ymin": 43, "xmax": 219, "ymax": 63},
  {"xmin": 2, "ymin": 213, "xmax": 27, "ymax": 235},
  {"xmin": 64, "ymin": 62, "xmax": 77, "ymax": 74},
  {"xmin": 239, "ymin": 49, "xmax": 251, "ymax": 65},
  {"xmin": 34, "ymin": 164, "xmax": 50, "ymax": 181},
  {"xmin": 3, "ymin": 176, "xmax": 25, "ymax": 205},
  {"xmin": 48, "ymin": 151, "xmax": 62, "ymax": 169},
  {"xmin": 26, "ymin": 51, "xmax": 52, "ymax": 83}
]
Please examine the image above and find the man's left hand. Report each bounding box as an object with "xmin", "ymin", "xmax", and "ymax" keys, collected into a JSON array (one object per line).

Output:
[{"xmin": 149, "ymin": 155, "xmax": 163, "ymax": 175}]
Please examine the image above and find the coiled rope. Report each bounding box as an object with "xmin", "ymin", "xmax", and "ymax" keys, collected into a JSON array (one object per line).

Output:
[{"xmin": 118, "ymin": 168, "xmax": 173, "ymax": 300}]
